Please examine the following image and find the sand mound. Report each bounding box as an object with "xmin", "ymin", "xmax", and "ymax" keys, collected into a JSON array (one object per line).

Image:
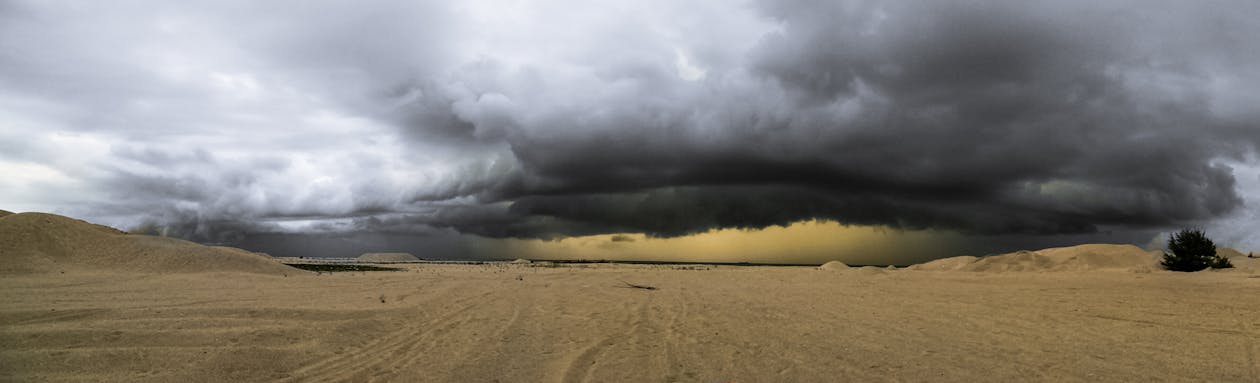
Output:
[
  {"xmin": 909, "ymin": 255, "xmax": 980, "ymax": 271},
  {"xmin": 1226, "ymin": 257, "xmax": 1260, "ymax": 272},
  {"xmin": 0, "ymin": 212, "xmax": 298, "ymax": 275},
  {"xmin": 510, "ymin": 258, "xmax": 532, "ymax": 264},
  {"xmin": 356, "ymin": 252, "xmax": 420, "ymax": 262},
  {"xmin": 909, "ymin": 244, "xmax": 1160, "ymax": 272},
  {"xmin": 1214, "ymin": 248, "xmax": 1258, "ymax": 273},
  {"xmin": 818, "ymin": 260, "xmax": 850, "ymax": 270},
  {"xmin": 0, "ymin": 209, "xmax": 13, "ymax": 218},
  {"xmin": 1218, "ymin": 247, "xmax": 1246, "ymax": 259}
]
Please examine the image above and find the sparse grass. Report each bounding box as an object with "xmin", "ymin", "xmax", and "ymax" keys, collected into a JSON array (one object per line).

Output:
[{"xmin": 285, "ymin": 264, "xmax": 402, "ymax": 272}]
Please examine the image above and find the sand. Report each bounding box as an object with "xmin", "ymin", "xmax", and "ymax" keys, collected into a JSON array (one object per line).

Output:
[
  {"xmin": 0, "ymin": 212, "xmax": 298, "ymax": 276},
  {"xmin": 1220, "ymin": 247, "xmax": 1248, "ymax": 260},
  {"xmin": 2, "ymin": 214, "xmax": 1259, "ymax": 382},
  {"xmin": 818, "ymin": 260, "xmax": 850, "ymax": 270},
  {"xmin": 3, "ymin": 264, "xmax": 1258, "ymax": 382},
  {"xmin": 357, "ymin": 253, "xmax": 421, "ymax": 262},
  {"xmin": 909, "ymin": 244, "xmax": 1161, "ymax": 272}
]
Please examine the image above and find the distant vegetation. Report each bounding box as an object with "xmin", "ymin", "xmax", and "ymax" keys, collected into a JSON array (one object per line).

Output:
[
  {"xmin": 285, "ymin": 264, "xmax": 402, "ymax": 272},
  {"xmin": 1161, "ymin": 228, "xmax": 1232, "ymax": 272}
]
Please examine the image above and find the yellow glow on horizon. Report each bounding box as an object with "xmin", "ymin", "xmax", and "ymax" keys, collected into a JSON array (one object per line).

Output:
[{"xmin": 474, "ymin": 220, "xmax": 969, "ymax": 265}]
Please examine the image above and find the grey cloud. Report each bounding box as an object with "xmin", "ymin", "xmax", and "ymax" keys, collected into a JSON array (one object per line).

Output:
[{"xmin": 3, "ymin": 0, "xmax": 1259, "ymax": 257}]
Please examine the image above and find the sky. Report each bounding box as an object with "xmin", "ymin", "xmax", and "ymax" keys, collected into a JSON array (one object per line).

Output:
[{"xmin": 2, "ymin": 0, "xmax": 1258, "ymax": 264}]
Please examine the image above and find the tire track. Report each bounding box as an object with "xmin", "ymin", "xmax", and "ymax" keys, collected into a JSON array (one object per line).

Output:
[
  {"xmin": 662, "ymin": 282, "xmax": 690, "ymax": 381},
  {"xmin": 559, "ymin": 290, "xmax": 650, "ymax": 383},
  {"xmin": 281, "ymin": 290, "xmax": 492, "ymax": 382},
  {"xmin": 369, "ymin": 292, "xmax": 502, "ymax": 381},
  {"xmin": 1238, "ymin": 306, "xmax": 1259, "ymax": 381},
  {"xmin": 277, "ymin": 320, "xmax": 418, "ymax": 382},
  {"xmin": 4, "ymin": 308, "xmax": 110, "ymax": 326},
  {"xmin": 417, "ymin": 289, "xmax": 533, "ymax": 382}
]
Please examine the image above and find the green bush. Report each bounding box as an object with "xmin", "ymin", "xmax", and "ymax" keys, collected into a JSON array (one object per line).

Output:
[
  {"xmin": 1209, "ymin": 254, "xmax": 1233, "ymax": 269},
  {"xmin": 1161, "ymin": 228, "xmax": 1231, "ymax": 272}
]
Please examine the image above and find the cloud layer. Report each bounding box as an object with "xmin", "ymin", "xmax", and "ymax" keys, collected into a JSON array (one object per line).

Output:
[{"xmin": 2, "ymin": 0, "xmax": 1258, "ymax": 257}]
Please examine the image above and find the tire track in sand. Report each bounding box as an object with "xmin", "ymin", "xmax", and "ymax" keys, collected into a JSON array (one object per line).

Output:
[
  {"xmin": 374, "ymin": 290, "xmax": 526, "ymax": 381},
  {"xmin": 558, "ymin": 290, "xmax": 651, "ymax": 383},
  {"xmin": 1238, "ymin": 305, "xmax": 1259, "ymax": 381},
  {"xmin": 661, "ymin": 282, "xmax": 692, "ymax": 381},
  {"xmin": 280, "ymin": 290, "xmax": 493, "ymax": 383}
]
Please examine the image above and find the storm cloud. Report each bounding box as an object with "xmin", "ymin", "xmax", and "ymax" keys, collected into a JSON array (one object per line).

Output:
[{"xmin": 2, "ymin": 0, "xmax": 1258, "ymax": 258}]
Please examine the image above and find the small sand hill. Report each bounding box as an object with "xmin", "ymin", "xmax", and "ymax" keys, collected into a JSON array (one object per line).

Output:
[
  {"xmin": 910, "ymin": 244, "xmax": 1160, "ymax": 272},
  {"xmin": 818, "ymin": 260, "xmax": 850, "ymax": 270},
  {"xmin": 0, "ymin": 209, "xmax": 14, "ymax": 218},
  {"xmin": 1218, "ymin": 247, "xmax": 1246, "ymax": 260},
  {"xmin": 356, "ymin": 252, "xmax": 420, "ymax": 262},
  {"xmin": 1219, "ymin": 248, "xmax": 1259, "ymax": 272},
  {"xmin": 909, "ymin": 255, "xmax": 979, "ymax": 271},
  {"xmin": 510, "ymin": 258, "xmax": 532, "ymax": 264},
  {"xmin": 0, "ymin": 212, "xmax": 297, "ymax": 275}
]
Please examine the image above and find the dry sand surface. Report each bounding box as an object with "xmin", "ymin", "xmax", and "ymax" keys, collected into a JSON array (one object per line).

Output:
[
  {"xmin": 0, "ymin": 213, "xmax": 296, "ymax": 276},
  {"xmin": 3, "ymin": 265, "xmax": 1259, "ymax": 382},
  {"xmin": 3, "ymin": 213, "xmax": 1260, "ymax": 382}
]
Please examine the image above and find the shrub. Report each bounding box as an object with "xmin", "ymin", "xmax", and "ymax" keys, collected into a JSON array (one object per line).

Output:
[
  {"xmin": 1161, "ymin": 228, "xmax": 1231, "ymax": 272},
  {"xmin": 1209, "ymin": 254, "xmax": 1234, "ymax": 269}
]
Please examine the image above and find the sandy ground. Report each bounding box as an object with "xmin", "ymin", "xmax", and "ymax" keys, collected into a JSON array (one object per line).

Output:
[{"xmin": 2, "ymin": 264, "xmax": 1258, "ymax": 382}]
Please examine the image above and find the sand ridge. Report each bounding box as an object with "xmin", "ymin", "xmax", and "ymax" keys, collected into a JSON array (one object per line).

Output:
[
  {"xmin": 909, "ymin": 244, "xmax": 1164, "ymax": 272},
  {"xmin": 1218, "ymin": 247, "xmax": 1247, "ymax": 260},
  {"xmin": 0, "ymin": 212, "xmax": 299, "ymax": 276}
]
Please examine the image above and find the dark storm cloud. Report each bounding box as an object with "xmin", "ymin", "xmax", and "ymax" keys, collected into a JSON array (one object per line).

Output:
[
  {"xmin": 3, "ymin": 0, "xmax": 1259, "ymax": 252},
  {"xmin": 433, "ymin": 0, "xmax": 1259, "ymax": 238}
]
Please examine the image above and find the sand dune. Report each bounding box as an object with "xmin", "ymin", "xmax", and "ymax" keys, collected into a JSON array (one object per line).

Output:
[
  {"xmin": 357, "ymin": 252, "xmax": 421, "ymax": 262},
  {"xmin": 909, "ymin": 244, "xmax": 1162, "ymax": 272},
  {"xmin": 0, "ymin": 209, "xmax": 13, "ymax": 218},
  {"xmin": 0, "ymin": 212, "xmax": 298, "ymax": 276},
  {"xmin": 1221, "ymin": 248, "xmax": 1260, "ymax": 272},
  {"xmin": 818, "ymin": 260, "xmax": 850, "ymax": 270},
  {"xmin": 1219, "ymin": 247, "xmax": 1247, "ymax": 260}
]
